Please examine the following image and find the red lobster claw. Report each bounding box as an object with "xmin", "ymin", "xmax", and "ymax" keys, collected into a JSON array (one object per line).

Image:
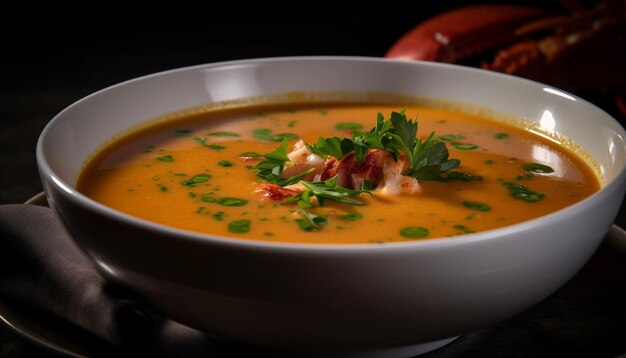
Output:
[
  {"xmin": 385, "ymin": 5, "xmax": 550, "ymax": 62},
  {"xmin": 385, "ymin": 3, "xmax": 626, "ymax": 118}
]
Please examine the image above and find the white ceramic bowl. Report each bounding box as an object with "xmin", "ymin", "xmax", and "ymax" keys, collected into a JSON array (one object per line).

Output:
[{"xmin": 37, "ymin": 57, "xmax": 626, "ymax": 357}]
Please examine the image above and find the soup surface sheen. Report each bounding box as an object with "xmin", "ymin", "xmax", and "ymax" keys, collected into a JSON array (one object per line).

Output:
[{"xmin": 78, "ymin": 103, "xmax": 599, "ymax": 244}]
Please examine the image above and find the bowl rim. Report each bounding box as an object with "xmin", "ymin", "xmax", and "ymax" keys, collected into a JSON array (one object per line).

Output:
[{"xmin": 36, "ymin": 55, "xmax": 626, "ymax": 252}]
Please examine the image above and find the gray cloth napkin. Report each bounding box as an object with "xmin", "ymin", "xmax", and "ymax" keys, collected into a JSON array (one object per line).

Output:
[{"xmin": 0, "ymin": 204, "xmax": 219, "ymax": 357}]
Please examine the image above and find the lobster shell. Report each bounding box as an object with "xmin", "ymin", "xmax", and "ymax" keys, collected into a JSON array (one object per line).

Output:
[
  {"xmin": 386, "ymin": 2, "xmax": 626, "ymax": 117},
  {"xmin": 385, "ymin": 5, "xmax": 550, "ymax": 62}
]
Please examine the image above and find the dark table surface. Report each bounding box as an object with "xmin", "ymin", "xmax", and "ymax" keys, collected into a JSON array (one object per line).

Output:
[{"xmin": 2, "ymin": 2, "xmax": 626, "ymax": 357}]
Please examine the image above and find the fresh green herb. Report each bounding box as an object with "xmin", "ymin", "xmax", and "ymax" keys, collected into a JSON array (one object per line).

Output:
[
  {"xmin": 453, "ymin": 224, "xmax": 475, "ymax": 234},
  {"xmin": 181, "ymin": 174, "xmax": 211, "ymax": 186},
  {"xmin": 254, "ymin": 140, "xmax": 314, "ymax": 186},
  {"xmin": 287, "ymin": 120, "xmax": 297, "ymax": 127},
  {"xmin": 218, "ymin": 197, "xmax": 248, "ymax": 207},
  {"xmin": 341, "ymin": 212, "xmax": 363, "ymax": 221},
  {"xmin": 438, "ymin": 134, "xmax": 465, "ymax": 142},
  {"xmin": 282, "ymin": 176, "xmax": 371, "ymax": 208},
  {"xmin": 174, "ymin": 129, "xmax": 193, "ymax": 137},
  {"xmin": 188, "ymin": 192, "xmax": 197, "ymax": 198},
  {"xmin": 383, "ymin": 110, "xmax": 460, "ymax": 180},
  {"xmin": 201, "ymin": 195, "xmax": 217, "ymax": 203},
  {"xmin": 218, "ymin": 160, "xmax": 233, "ymax": 167},
  {"xmin": 522, "ymin": 163, "xmax": 554, "ymax": 173},
  {"xmin": 446, "ymin": 171, "xmax": 483, "ymax": 182},
  {"xmin": 143, "ymin": 145, "xmax": 155, "ymax": 153},
  {"xmin": 462, "ymin": 201, "xmax": 491, "ymax": 212},
  {"xmin": 195, "ymin": 207, "xmax": 205, "ymax": 214},
  {"xmin": 156, "ymin": 155, "xmax": 174, "ymax": 162},
  {"xmin": 400, "ymin": 226, "xmax": 429, "ymax": 238},
  {"xmin": 306, "ymin": 136, "xmax": 354, "ymax": 159},
  {"xmin": 208, "ymin": 144, "xmax": 226, "ymax": 150},
  {"xmin": 156, "ymin": 184, "xmax": 168, "ymax": 192},
  {"xmin": 494, "ymin": 132, "xmax": 510, "ymax": 139},
  {"xmin": 240, "ymin": 151, "xmax": 261, "ymax": 158},
  {"xmin": 307, "ymin": 109, "xmax": 460, "ymax": 181},
  {"xmin": 252, "ymin": 128, "xmax": 298, "ymax": 142},
  {"xmin": 361, "ymin": 180, "xmax": 378, "ymax": 190},
  {"xmin": 212, "ymin": 211, "xmax": 225, "ymax": 221},
  {"xmin": 207, "ymin": 131, "xmax": 240, "ymax": 137},
  {"xmin": 515, "ymin": 161, "xmax": 555, "ymax": 180},
  {"xmin": 193, "ymin": 137, "xmax": 226, "ymax": 150},
  {"xmin": 451, "ymin": 143, "xmax": 479, "ymax": 151},
  {"xmin": 335, "ymin": 122, "xmax": 363, "ymax": 131},
  {"xmin": 501, "ymin": 181, "xmax": 546, "ymax": 202},
  {"xmin": 295, "ymin": 210, "xmax": 328, "ymax": 232},
  {"xmin": 228, "ymin": 220, "xmax": 251, "ymax": 234}
]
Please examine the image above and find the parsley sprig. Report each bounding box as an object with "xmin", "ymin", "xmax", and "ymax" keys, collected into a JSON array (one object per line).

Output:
[
  {"xmin": 254, "ymin": 109, "xmax": 462, "ymax": 212},
  {"xmin": 306, "ymin": 109, "xmax": 460, "ymax": 181}
]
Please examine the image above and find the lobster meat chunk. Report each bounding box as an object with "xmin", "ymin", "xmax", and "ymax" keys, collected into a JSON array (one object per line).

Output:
[
  {"xmin": 255, "ymin": 144, "xmax": 421, "ymax": 203},
  {"xmin": 281, "ymin": 139, "xmax": 325, "ymax": 181},
  {"xmin": 255, "ymin": 183, "xmax": 304, "ymax": 202},
  {"xmin": 319, "ymin": 149, "xmax": 421, "ymax": 195}
]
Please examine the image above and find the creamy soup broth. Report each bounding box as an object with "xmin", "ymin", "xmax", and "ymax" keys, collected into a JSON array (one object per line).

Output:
[{"xmin": 78, "ymin": 103, "xmax": 599, "ymax": 244}]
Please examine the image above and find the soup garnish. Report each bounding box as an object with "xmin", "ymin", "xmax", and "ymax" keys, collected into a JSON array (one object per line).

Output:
[
  {"xmin": 253, "ymin": 109, "xmax": 464, "ymax": 229},
  {"xmin": 77, "ymin": 103, "xmax": 599, "ymax": 244}
]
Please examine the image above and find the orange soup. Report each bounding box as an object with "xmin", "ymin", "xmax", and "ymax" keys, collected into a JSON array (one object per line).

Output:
[{"xmin": 77, "ymin": 102, "xmax": 599, "ymax": 244}]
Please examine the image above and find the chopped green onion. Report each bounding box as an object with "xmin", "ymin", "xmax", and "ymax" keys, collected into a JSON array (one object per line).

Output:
[
  {"xmin": 462, "ymin": 201, "xmax": 491, "ymax": 212},
  {"xmin": 228, "ymin": 220, "xmax": 251, "ymax": 233},
  {"xmin": 400, "ymin": 226, "xmax": 429, "ymax": 238},
  {"xmin": 181, "ymin": 174, "xmax": 211, "ymax": 186},
  {"xmin": 522, "ymin": 163, "xmax": 554, "ymax": 173},
  {"xmin": 341, "ymin": 212, "xmax": 363, "ymax": 221},
  {"xmin": 252, "ymin": 128, "xmax": 298, "ymax": 142},
  {"xmin": 218, "ymin": 197, "xmax": 248, "ymax": 206},
  {"xmin": 452, "ymin": 143, "xmax": 479, "ymax": 151},
  {"xmin": 207, "ymin": 131, "xmax": 240, "ymax": 137},
  {"xmin": 156, "ymin": 155, "xmax": 174, "ymax": 162},
  {"xmin": 446, "ymin": 171, "xmax": 482, "ymax": 182},
  {"xmin": 240, "ymin": 151, "xmax": 262, "ymax": 158},
  {"xmin": 501, "ymin": 181, "xmax": 546, "ymax": 202}
]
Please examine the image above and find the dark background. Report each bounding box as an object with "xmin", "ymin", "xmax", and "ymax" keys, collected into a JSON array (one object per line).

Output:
[{"xmin": 2, "ymin": 2, "xmax": 625, "ymax": 357}]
